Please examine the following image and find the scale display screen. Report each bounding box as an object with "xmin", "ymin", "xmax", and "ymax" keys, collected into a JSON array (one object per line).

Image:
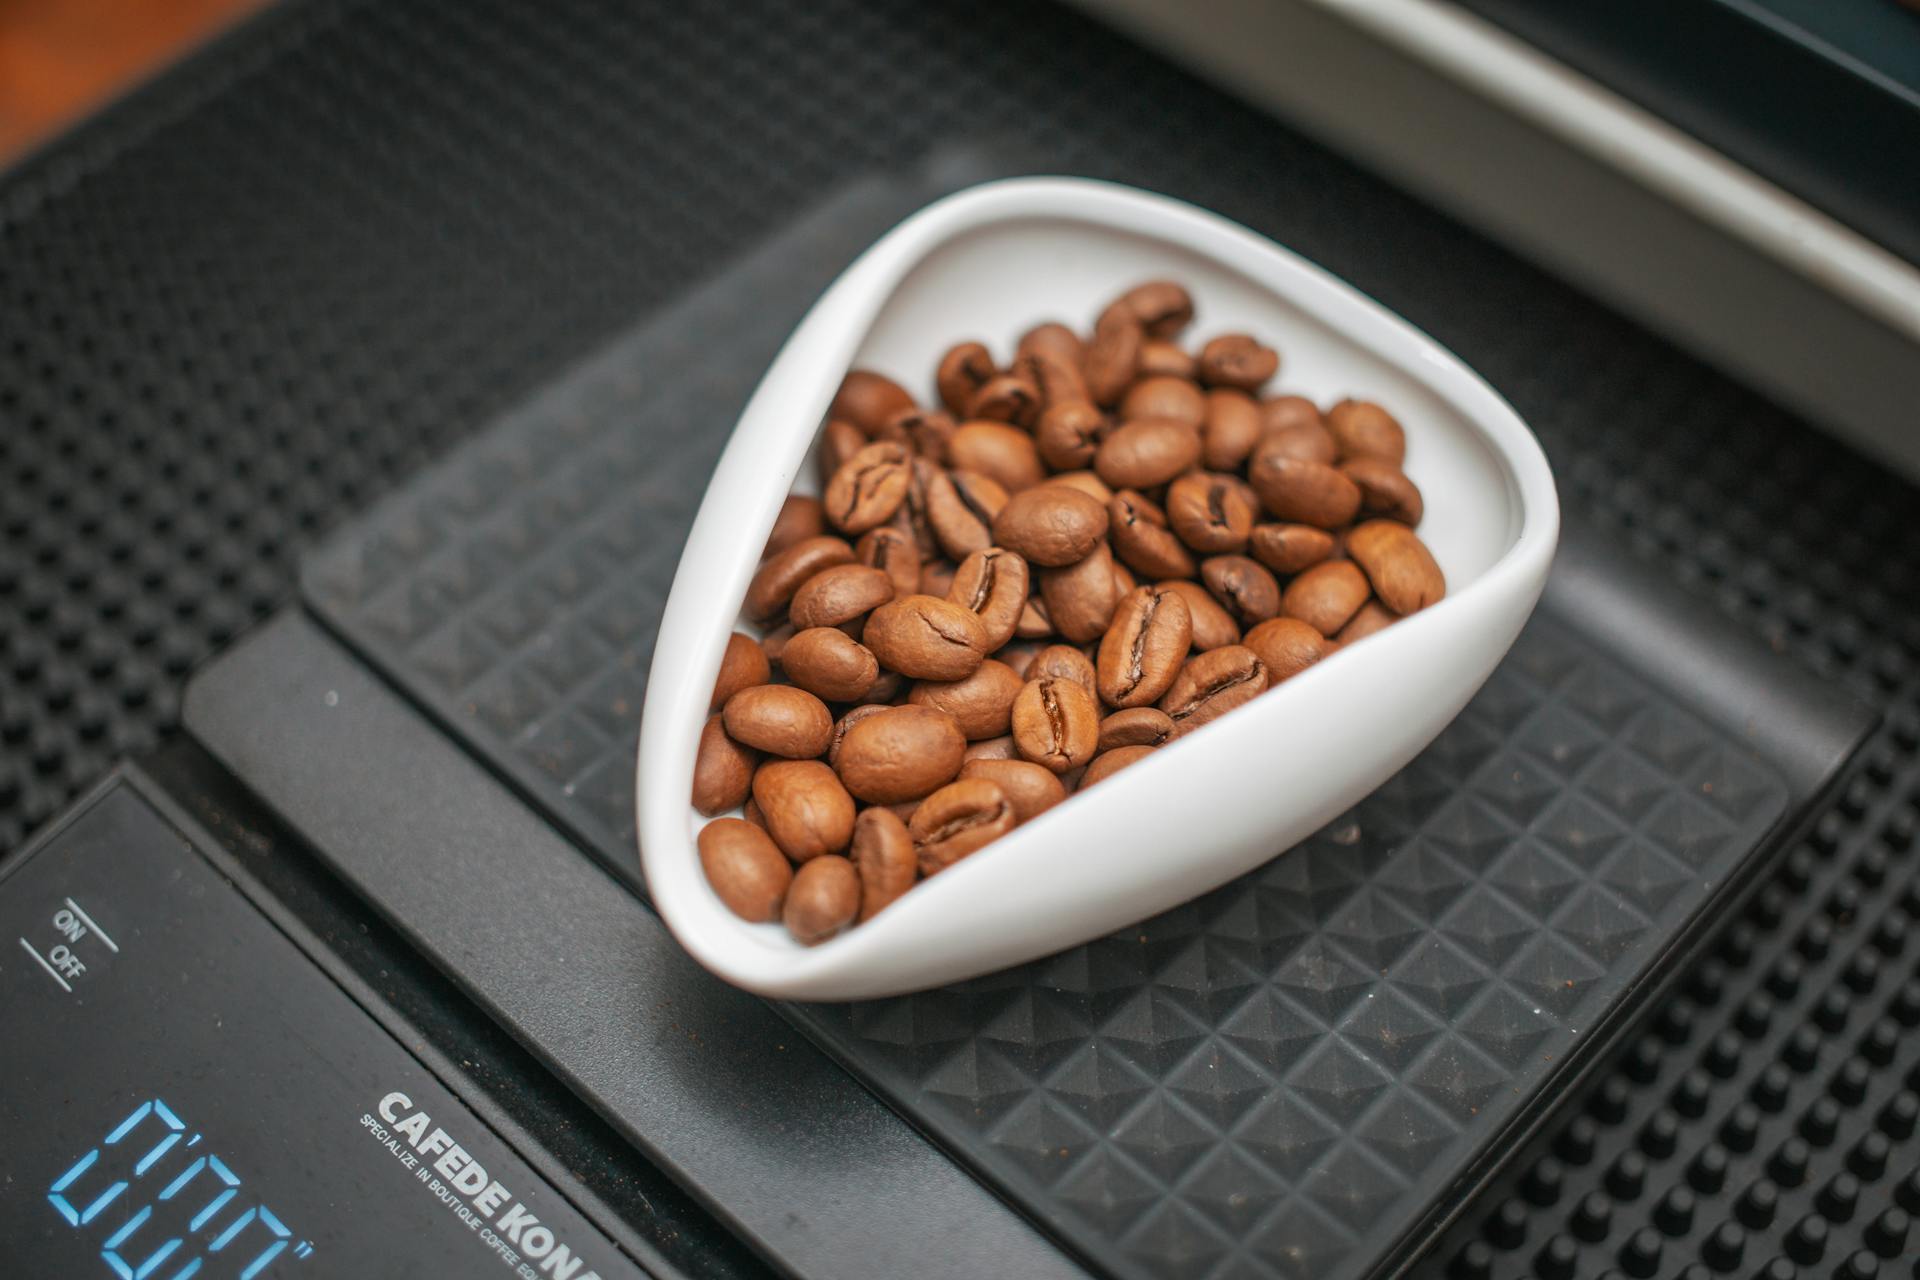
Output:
[{"xmin": 0, "ymin": 781, "xmax": 640, "ymax": 1280}]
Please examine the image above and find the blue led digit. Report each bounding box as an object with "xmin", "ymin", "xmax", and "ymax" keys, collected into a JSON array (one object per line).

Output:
[
  {"xmin": 47, "ymin": 1147, "xmax": 100, "ymax": 1225},
  {"xmin": 157, "ymin": 1156, "xmax": 207, "ymax": 1201},
  {"xmin": 186, "ymin": 1157, "xmax": 240, "ymax": 1233},
  {"xmin": 236, "ymin": 1206, "xmax": 292, "ymax": 1280}
]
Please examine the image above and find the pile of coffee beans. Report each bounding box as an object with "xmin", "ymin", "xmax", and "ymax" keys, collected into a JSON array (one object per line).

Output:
[{"xmin": 694, "ymin": 279, "xmax": 1445, "ymax": 945}]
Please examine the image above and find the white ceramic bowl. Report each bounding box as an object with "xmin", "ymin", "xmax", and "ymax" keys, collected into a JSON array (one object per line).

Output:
[{"xmin": 637, "ymin": 177, "xmax": 1557, "ymax": 1001}]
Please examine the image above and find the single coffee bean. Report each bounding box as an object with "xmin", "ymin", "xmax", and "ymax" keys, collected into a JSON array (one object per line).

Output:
[
  {"xmin": 1016, "ymin": 350, "xmax": 1091, "ymax": 409},
  {"xmin": 1098, "ymin": 706, "xmax": 1175, "ymax": 751},
  {"xmin": 864, "ymin": 594, "xmax": 989, "ymax": 680},
  {"xmin": 788, "ymin": 563, "xmax": 895, "ymax": 630},
  {"xmin": 1084, "ymin": 305, "xmax": 1143, "ymax": 406},
  {"xmin": 957, "ymin": 759, "xmax": 1064, "ymax": 825},
  {"xmin": 1017, "ymin": 321, "xmax": 1085, "ymax": 371},
  {"xmin": 1341, "ymin": 457, "xmax": 1424, "ymax": 525},
  {"xmin": 1248, "ymin": 454, "xmax": 1362, "ymax": 529},
  {"xmin": 893, "ymin": 457, "xmax": 941, "ymax": 560},
  {"xmin": 1198, "ymin": 333, "xmax": 1279, "ymax": 390},
  {"xmin": 1202, "ymin": 555, "xmax": 1282, "ymax": 627},
  {"xmin": 884, "ymin": 405, "xmax": 956, "ymax": 464},
  {"xmin": 828, "ymin": 702, "xmax": 892, "ymax": 767},
  {"xmin": 1259, "ymin": 394, "xmax": 1323, "ymax": 436},
  {"xmin": 766, "ymin": 494, "xmax": 826, "ymax": 559},
  {"xmin": 949, "ymin": 421, "xmax": 1045, "ymax": 493},
  {"xmin": 1159, "ymin": 645, "xmax": 1270, "ymax": 738},
  {"xmin": 1094, "ymin": 417, "xmax": 1202, "ymax": 490},
  {"xmin": 1044, "ymin": 469, "xmax": 1113, "ymax": 503},
  {"xmin": 1081, "ymin": 744, "xmax": 1156, "ymax": 788},
  {"xmin": 745, "ymin": 535, "xmax": 855, "ymax": 622},
  {"xmin": 924, "ymin": 464, "xmax": 1009, "ymax": 561},
  {"xmin": 1281, "ymin": 560, "xmax": 1371, "ymax": 635},
  {"xmin": 784, "ymin": 855, "xmax": 860, "ymax": 945},
  {"xmin": 781, "ymin": 628, "xmax": 881, "ymax": 703},
  {"xmin": 699, "ymin": 818, "xmax": 792, "ymax": 922},
  {"xmin": 947, "ymin": 547, "xmax": 1030, "ymax": 651},
  {"xmin": 818, "ymin": 418, "xmax": 867, "ymax": 488},
  {"xmin": 1012, "ymin": 676, "xmax": 1101, "ymax": 773},
  {"xmin": 992, "ymin": 485, "xmax": 1110, "ymax": 567},
  {"xmin": 1243, "ymin": 617, "xmax": 1330, "ymax": 684},
  {"xmin": 1035, "ymin": 400, "xmax": 1105, "ymax": 472},
  {"xmin": 936, "ymin": 341, "xmax": 996, "ymax": 418},
  {"xmin": 829, "ymin": 369, "xmax": 915, "ymax": 436},
  {"xmin": 1138, "ymin": 339, "xmax": 1197, "ymax": 380},
  {"xmin": 1156, "ymin": 578, "xmax": 1241, "ymax": 650},
  {"xmin": 723, "ymin": 685, "xmax": 834, "ymax": 758},
  {"xmin": 1167, "ymin": 471, "xmax": 1256, "ymax": 554},
  {"xmin": 834, "ymin": 704, "xmax": 967, "ymax": 804},
  {"xmin": 911, "ymin": 779, "xmax": 1017, "ymax": 875},
  {"xmin": 851, "ymin": 807, "xmax": 917, "ymax": 921},
  {"xmin": 1326, "ymin": 398, "xmax": 1406, "ymax": 464},
  {"xmin": 693, "ymin": 714, "xmax": 759, "ymax": 816},
  {"xmin": 1202, "ymin": 388, "xmax": 1263, "ymax": 471},
  {"xmin": 1256, "ymin": 420, "xmax": 1338, "ymax": 467},
  {"xmin": 1108, "ymin": 489, "xmax": 1196, "ymax": 580},
  {"xmin": 1347, "ymin": 519, "xmax": 1445, "ymax": 614},
  {"xmin": 1336, "ymin": 599, "xmax": 1398, "ymax": 645},
  {"xmin": 909, "ymin": 659, "xmax": 1024, "ymax": 740},
  {"xmin": 1115, "ymin": 280, "xmax": 1194, "ymax": 338},
  {"xmin": 1038, "ymin": 540, "xmax": 1121, "ymax": 643},
  {"xmin": 753, "ymin": 760, "xmax": 857, "ymax": 861},
  {"xmin": 1028, "ymin": 643, "xmax": 1099, "ymax": 701},
  {"xmin": 1249, "ymin": 522, "xmax": 1335, "ymax": 576},
  {"xmin": 1097, "ymin": 585, "xmax": 1193, "ymax": 708},
  {"xmin": 761, "ymin": 621, "xmax": 796, "ymax": 667},
  {"xmin": 1121, "ymin": 375, "xmax": 1205, "ymax": 427},
  {"xmin": 965, "ymin": 373, "xmax": 1041, "ymax": 428},
  {"xmin": 712, "ymin": 630, "xmax": 771, "ymax": 710},
  {"xmin": 823, "ymin": 440, "xmax": 912, "ymax": 534},
  {"xmin": 962, "ymin": 734, "xmax": 1018, "ymax": 763},
  {"xmin": 855, "ymin": 526, "xmax": 921, "ymax": 599}
]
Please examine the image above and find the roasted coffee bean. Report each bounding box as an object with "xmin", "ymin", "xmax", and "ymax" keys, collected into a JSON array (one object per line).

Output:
[
  {"xmin": 894, "ymin": 457, "xmax": 941, "ymax": 560},
  {"xmin": 966, "ymin": 373, "xmax": 1042, "ymax": 428},
  {"xmin": 693, "ymin": 715, "xmax": 759, "ymax": 816},
  {"xmin": 1197, "ymin": 333, "xmax": 1278, "ymax": 390},
  {"xmin": 1012, "ymin": 677, "xmax": 1100, "ymax": 773},
  {"xmin": 918, "ymin": 558, "xmax": 958, "ymax": 598},
  {"xmin": 766, "ymin": 494, "xmax": 826, "ymax": 558},
  {"xmin": 1017, "ymin": 321, "xmax": 1085, "ymax": 371},
  {"xmin": 866, "ymin": 669, "xmax": 909, "ymax": 703},
  {"xmin": 911, "ymin": 779, "xmax": 1017, "ymax": 875},
  {"xmin": 1084, "ymin": 306, "xmax": 1143, "ymax": 407},
  {"xmin": 1346, "ymin": 519, "xmax": 1445, "ymax": 614},
  {"xmin": 993, "ymin": 640, "xmax": 1044, "ymax": 679},
  {"xmin": 864, "ymin": 594, "xmax": 989, "ymax": 680},
  {"xmin": 1115, "ymin": 280, "xmax": 1194, "ymax": 337},
  {"xmin": 760, "ymin": 622, "xmax": 796, "ymax": 667},
  {"xmin": 1045, "ymin": 470, "xmax": 1113, "ymax": 503},
  {"xmin": 1121, "ymin": 375, "xmax": 1205, "ymax": 427},
  {"xmin": 1243, "ymin": 617, "xmax": 1330, "ymax": 683},
  {"xmin": 1281, "ymin": 560, "xmax": 1371, "ymax": 635},
  {"xmin": 1097, "ymin": 585, "xmax": 1193, "ymax": 708},
  {"xmin": 1015, "ymin": 593, "xmax": 1053, "ymax": 639},
  {"xmin": 962, "ymin": 734, "xmax": 1018, "ymax": 763},
  {"xmin": 741, "ymin": 795, "xmax": 767, "ymax": 830},
  {"xmin": 788, "ymin": 563, "xmax": 894, "ymax": 630},
  {"xmin": 823, "ymin": 441, "xmax": 912, "ymax": 534},
  {"xmin": 1082, "ymin": 745, "xmax": 1156, "ymax": 788},
  {"xmin": 1202, "ymin": 388, "xmax": 1263, "ymax": 471},
  {"xmin": 947, "ymin": 547, "xmax": 1030, "ymax": 651},
  {"xmin": 1108, "ymin": 490, "xmax": 1196, "ymax": 580},
  {"xmin": 781, "ymin": 628, "xmax": 881, "ymax": 703},
  {"xmin": 909, "ymin": 659, "xmax": 1024, "ymax": 740},
  {"xmin": 1027, "ymin": 643, "xmax": 1099, "ymax": 700},
  {"xmin": 1038, "ymin": 541, "xmax": 1121, "ymax": 643},
  {"xmin": 746, "ymin": 535, "xmax": 855, "ymax": 622},
  {"xmin": 936, "ymin": 342, "xmax": 996, "ymax": 417},
  {"xmin": 1167, "ymin": 471, "xmax": 1256, "ymax": 554},
  {"xmin": 1248, "ymin": 455, "xmax": 1362, "ymax": 529},
  {"xmin": 959, "ymin": 758, "xmax": 1067, "ymax": 824},
  {"xmin": 1259, "ymin": 394, "xmax": 1323, "ymax": 435},
  {"xmin": 829, "ymin": 703, "xmax": 892, "ymax": 766},
  {"xmin": 949, "ymin": 421, "xmax": 1045, "ymax": 493},
  {"xmin": 754, "ymin": 760, "xmax": 856, "ymax": 861},
  {"xmin": 723, "ymin": 685, "xmax": 834, "ymax": 758},
  {"xmin": 1326, "ymin": 399, "xmax": 1406, "ymax": 464},
  {"xmin": 834, "ymin": 704, "xmax": 967, "ymax": 804},
  {"xmin": 1138, "ymin": 339, "xmax": 1197, "ymax": 380},
  {"xmin": 856, "ymin": 526, "xmax": 921, "ymax": 599},
  {"xmin": 852, "ymin": 807, "xmax": 917, "ymax": 921},
  {"xmin": 830, "ymin": 369, "xmax": 916, "ymax": 436},
  {"xmin": 1098, "ymin": 707, "xmax": 1175, "ymax": 750},
  {"xmin": 1202, "ymin": 555, "xmax": 1282, "ymax": 627},
  {"xmin": 1017, "ymin": 350, "xmax": 1091, "ymax": 409},
  {"xmin": 1249, "ymin": 522, "xmax": 1335, "ymax": 575},
  {"xmin": 818, "ymin": 418, "xmax": 867, "ymax": 488},
  {"xmin": 699, "ymin": 818, "xmax": 792, "ymax": 922},
  {"xmin": 1341, "ymin": 457, "xmax": 1424, "ymax": 525},
  {"xmin": 1095, "ymin": 417, "xmax": 1202, "ymax": 490},
  {"xmin": 784, "ymin": 855, "xmax": 860, "ymax": 944},
  {"xmin": 1035, "ymin": 400, "xmax": 1105, "ymax": 472},
  {"xmin": 1336, "ymin": 599, "xmax": 1398, "ymax": 645},
  {"xmin": 1156, "ymin": 578, "xmax": 1241, "ymax": 650},
  {"xmin": 712, "ymin": 631, "xmax": 771, "ymax": 710},
  {"xmin": 1159, "ymin": 645, "xmax": 1269, "ymax": 737},
  {"xmin": 1256, "ymin": 419, "xmax": 1338, "ymax": 466},
  {"xmin": 924, "ymin": 464, "xmax": 1008, "ymax": 561},
  {"xmin": 883, "ymin": 405, "xmax": 957, "ymax": 464},
  {"xmin": 1111, "ymin": 556, "xmax": 1138, "ymax": 599},
  {"xmin": 992, "ymin": 485, "xmax": 1110, "ymax": 567}
]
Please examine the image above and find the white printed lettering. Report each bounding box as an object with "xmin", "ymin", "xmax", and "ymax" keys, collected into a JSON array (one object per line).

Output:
[
  {"xmin": 520, "ymin": 1226, "xmax": 555, "ymax": 1259},
  {"xmin": 379, "ymin": 1091, "xmax": 412, "ymax": 1122},
  {"xmin": 498, "ymin": 1203, "xmax": 540, "ymax": 1244},
  {"xmin": 393, "ymin": 1110, "xmax": 430, "ymax": 1145},
  {"xmin": 474, "ymin": 1180, "xmax": 512, "ymax": 1218}
]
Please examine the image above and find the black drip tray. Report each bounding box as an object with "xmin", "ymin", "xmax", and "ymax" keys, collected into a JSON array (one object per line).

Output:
[{"xmin": 297, "ymin": 157, "xmax": 1869, "ymax": 1280}]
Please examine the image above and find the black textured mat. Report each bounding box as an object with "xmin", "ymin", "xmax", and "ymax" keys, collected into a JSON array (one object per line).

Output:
[{"xmin": 299, "ymin": 169, "xmax": 1854, "ymax": 1280}]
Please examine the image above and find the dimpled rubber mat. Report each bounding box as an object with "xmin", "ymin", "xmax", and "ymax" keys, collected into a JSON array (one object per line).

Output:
[{"xmin": 301, "ymin": 171, "xmax": 1807, "ymax": 1280}]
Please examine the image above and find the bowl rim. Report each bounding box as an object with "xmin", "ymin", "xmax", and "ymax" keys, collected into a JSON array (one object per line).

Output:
[{"xmin": 636, "ymin": 175, "xmax": 1560, "ymax": 997}]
